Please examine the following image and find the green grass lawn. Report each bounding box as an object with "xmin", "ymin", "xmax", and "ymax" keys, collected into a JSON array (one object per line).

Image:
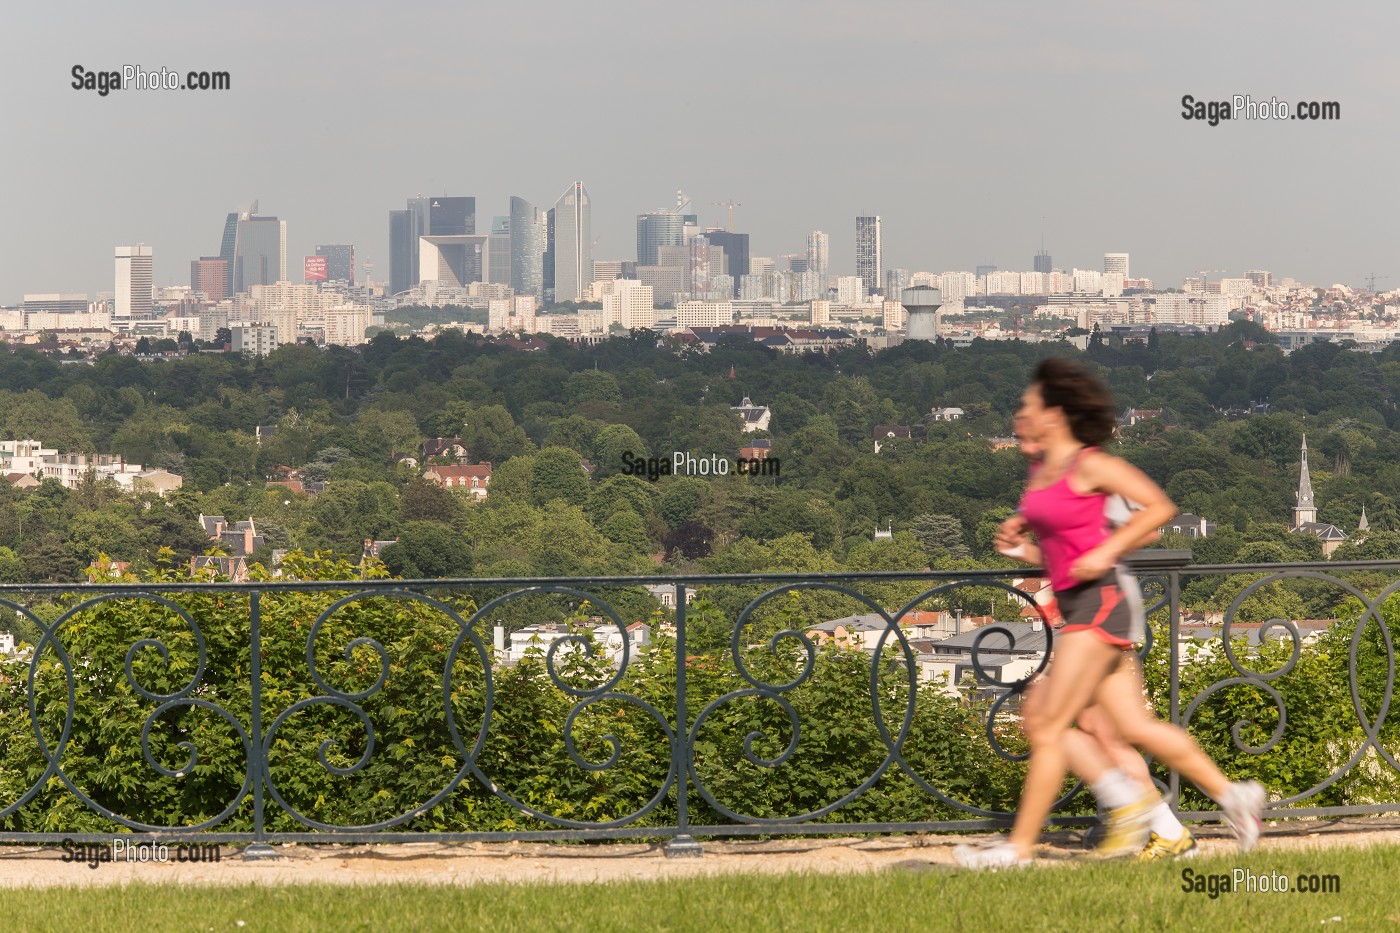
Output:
[{"xmin": 0, "ymin": 844, "xmax": 1392, "ymax": 932}]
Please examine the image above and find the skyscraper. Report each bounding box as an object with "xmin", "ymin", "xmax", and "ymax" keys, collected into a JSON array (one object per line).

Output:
[
  {"xmin": 552, "ymin": 181, "xmax": 591, "ymax": 303},
  {"xmin": 231, "ymin": 212, "xmax": 284, "ymax": 295},
  {"xmin": 388, "ymin": 196, "xmax": 476, "ymax": 296},
  {"xmin": 218, "ymin": 212, "xmax": 239, "ymax": 296},
  {"xmin": 704, "ymin": 231, "xmax": 749, "ymax": 297},
  {"xmin": 1104, "ymin": 252, "xmax": 1130, "ymax": 279},
  {"xmin": 543, "ymin": 208, "xmax": 556, "ymax": 296},
  {"xmin": 315, "ymin": 244, "xmax": 354, "ymax": 285},
  {"xmin": 637, "ymin": 211, "xmax": 686, "ymax": 267},
  {"xmin": 855, "ymin": 216, "xmax": 882, "ymax": 295},
  {"xmin": 425, "ymin": 197, "xmax": 475, "ymax": 236},
  {"xmin": 1034, "ymin": 249, "xmax": 1052, "ymax": 274},
  {"xmin": 190, "ymin": 257, "xmax": 229, "ymax": 302},
  {"xmin": 509, "ymin": 196, "xmax": 544, "ymax": 297},
  {"xmin": 806, "ymin": 231, "xmax": 829, "ymax": 282},
  {"xmin": 115, "ymin": 245, "xmax": 153, "ymax": 324},
  {"xmin": 389, "ymin": 210, "xmax": 419, "ymax": 296}
]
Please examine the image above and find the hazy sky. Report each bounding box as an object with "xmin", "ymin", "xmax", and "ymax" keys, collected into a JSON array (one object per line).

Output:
[{"xmin": 4, "ymin": 0, "xmax": 1397, "ymax": 302}]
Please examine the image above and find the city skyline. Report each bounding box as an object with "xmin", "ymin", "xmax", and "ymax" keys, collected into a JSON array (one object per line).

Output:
[{"xmin": 3, "ymin": 1, "xmax": 1397, "ymax": 302}]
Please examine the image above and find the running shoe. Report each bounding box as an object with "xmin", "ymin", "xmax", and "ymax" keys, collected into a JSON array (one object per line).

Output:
[
  {"xmin": 953, "ymin": 841, "xmax": 1032, "ymax": 870},
  {"xmin": 1221, "ymin": 780, "xmax": 1267, "ymax": 852},
  {"xmin": 1136, "ymin": 828, "xmax": 1198, "ymax": 861},
  {"xmin": 1094, "ymin": 794, "xmax": 1155, "ymax": 858}
]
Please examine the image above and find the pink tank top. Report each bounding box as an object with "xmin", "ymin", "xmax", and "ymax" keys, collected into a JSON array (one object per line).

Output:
[{"xmin": 1019, "ymin": 447, "xmax": 1108, "ymax": 592}]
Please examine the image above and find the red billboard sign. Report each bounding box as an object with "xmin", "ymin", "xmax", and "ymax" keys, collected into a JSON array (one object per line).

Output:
[{"xmin": 304, "ymin": 256, "xmax": 328, "ymax": 282}]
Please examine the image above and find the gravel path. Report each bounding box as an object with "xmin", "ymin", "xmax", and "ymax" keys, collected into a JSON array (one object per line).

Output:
[{"xmin": 3, "ymin": 818, "xmax": 1397, "ymax": 888}]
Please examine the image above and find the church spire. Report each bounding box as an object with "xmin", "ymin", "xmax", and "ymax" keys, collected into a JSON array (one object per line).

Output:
[
  {"xmin": 1358, "ymin": 504, "xmax": 1369, "ymax": 533},
  {"xmin": 1294, "ymin": 434, "xmax": 1317, "ymax": 528}
]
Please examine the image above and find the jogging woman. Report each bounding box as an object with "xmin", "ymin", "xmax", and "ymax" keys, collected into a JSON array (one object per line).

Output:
[
  {"xmin": 956, "ymin": 357, "xmax": 1265, "ymax": 869},
  {"xmin": 1010, "ymin": 413, "xmax": 1196, "ymax": 860}
]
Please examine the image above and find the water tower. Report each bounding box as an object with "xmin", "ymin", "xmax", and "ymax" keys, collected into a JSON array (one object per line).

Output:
[{"xmin": 901, "ymin": 287, "xmax": 942, "ymax": 341}]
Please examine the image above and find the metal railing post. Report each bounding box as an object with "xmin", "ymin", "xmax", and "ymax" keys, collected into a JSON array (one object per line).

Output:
[
  {"xmin": 243, "ymin": 590, "xmax": 278, "ymax": 860},
  {"xmin": 665, "ymin": 582, "xmax": 702, "ymax": 857}
]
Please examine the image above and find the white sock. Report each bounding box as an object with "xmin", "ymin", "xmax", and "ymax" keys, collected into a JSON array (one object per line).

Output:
[
  {"xmin": 1092, "ymin": 769, "xmax": 1141, "ymax": 810},
  {"xmin": 1149, "ymin": 801, "xmax": 1185, "ymax": 838}
]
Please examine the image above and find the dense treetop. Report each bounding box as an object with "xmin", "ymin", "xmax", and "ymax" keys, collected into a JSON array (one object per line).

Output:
[{"xmin": 2, "ymin": 324, "xmax": 1398, "ymax": 588}]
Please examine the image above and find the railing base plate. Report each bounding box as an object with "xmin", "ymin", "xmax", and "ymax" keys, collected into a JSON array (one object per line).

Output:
[
  {"xmin": 664, "ymin": 835, "xmax": 703, "ymax": 858},
  {"xmin": 241, "ymin": 843, "xmax": 280, "ymax": 861}
]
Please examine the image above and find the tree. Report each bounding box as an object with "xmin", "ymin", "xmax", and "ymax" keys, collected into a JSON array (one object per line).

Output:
[
  {"xmin": 592, "ymin": 424, "xmax": 648, "ymax": 478},
  {"xmin": 910, "ymin": 513, "xmax": 970, "ymax": 561},
  {"xmin": 663, "ymin": 521, "xmax": 713, "ymax": 560},
  {"xmin": 379, "ymin": 522, "xmax": 473, "ymax": 579},
  {"xmin": 530, "ymin": 447, "xmax": 590, "ymax": 508}
]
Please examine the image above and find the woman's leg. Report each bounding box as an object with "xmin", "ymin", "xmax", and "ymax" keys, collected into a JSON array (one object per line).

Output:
[
  {"xmin": 1006, "ymin": 631, "xmax": 1124, "ymax": 859},
  {"xmin": 1094, "ymin": 655, "xmax": 1266, "ymax": 850},
  {"xmin": 1093, "ymin": 656, "xmax": 1230, "ymax": 800}
]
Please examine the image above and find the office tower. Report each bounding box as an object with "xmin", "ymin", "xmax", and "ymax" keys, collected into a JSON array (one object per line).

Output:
[
  {"xmin": 115, "ymin": 245, "xmax": 153, "ymax": 323},
  {"xmin": 190, "ymin": 257, "xmax": 229, "ymax": 301},
  {"xmin": 704, "ymin": 231, "xmax": 749, "ymax": 297},
  {"xmin": 422, "ymin": 193, "xmax": 473, "ymax": 232},
  {"xmin": 509, "ymin": 196, "xmax": 544, "ymax": 296},
  {"xmin": 1104, "ymin": 252, "xmax": 1130, "ymax": 279},
  {"xmin": 315, "ymin": 244, "xmax": 354, "ymax": 285},
  {"xmin": 855, "ymin": 216, "xmax": 882, "ymax": 295},
  {"xmin": 975, "ymin": 264, "xmax": 998, "ymax": 279},
  {"xmin": 389, "ymin": 210, "xmax": 418, "ymax": 295},
  {"xmin": 1034, "ymin": 249, "xmax": 1052, "ymax": 274},
  {"xmin": 552, "ymin": 181, "xmax": 591, "ymax": 302},
  {"xmin": 218, "ymin": 212, "xmax": 239, "ymax": 296},
  {"xmin": 806, "ymin": 231, "xmax": 829, "ymax": 281},
  {"xmin": 637, "ymin": 211, "xmax": 687, "ymax": 267},
  {"xmin": 488, "ymin": 217, "xmax": 511, "ymax": 285},
  {"xmin": 230, "ymin": 212, "xmax": 284, "ymax": 295},
  {"xmin": 885, "ymin": 268, "xmax": 911, "ymax": 299},
  {"xmin": 543, "ymin": 208, "xmax": 556, "ymax": 296},
  {"xmin": 1246, "ymin": 270, "xmax": 1272, "ymax": 288}
]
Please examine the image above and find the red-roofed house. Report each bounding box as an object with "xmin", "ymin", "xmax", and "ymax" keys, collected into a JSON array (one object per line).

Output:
[{"xmin": 423, "ymin": 462, "xmax": 492, "ymax": 499}]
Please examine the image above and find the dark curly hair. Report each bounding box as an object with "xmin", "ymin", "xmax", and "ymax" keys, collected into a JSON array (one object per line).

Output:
[{"xmin": 1032, "ymin": 357, "xmax": 1117, "ymax": 446}]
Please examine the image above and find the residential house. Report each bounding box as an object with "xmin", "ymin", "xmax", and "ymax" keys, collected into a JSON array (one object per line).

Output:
[
  {"xmin": 423, "ymin": 462, "xmax": 492, "ymax": 499},
  {"xmin": 421, "ymin": 436, "xmax": 469, "ymax": 462},
  {"xmin": 731, "ymin": 396, "xmax": 772, "ymax": 433},
  {"xmin": 873, "ymin": 425, "xmax": 911, "ymax": 453},
  {"xmin": 931, "ymin": 407, "xmax": 965, "ymax": 421}
]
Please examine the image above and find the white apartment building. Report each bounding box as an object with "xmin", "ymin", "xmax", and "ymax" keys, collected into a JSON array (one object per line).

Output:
[
  {"xmin": 939, "ymin": 272, "xmax": 977, "ymax": 302},
  {"xmin": 1103, "ymin": 253, "xmax": 1130, "ymax": 279},
  {"xmin": 675, "ymin": 301, "xmax": 734, "ymax": 328},
  {"xmin": 1072, "ymin": 268, "xmax": 1103, "ymax": 293},
  {"xmin": 984, "ymin": 271, "xmax": 1021, "ymax": 295},
  {"xmin": 1019, "ymin": 271, "xmax": 1045, "ymax": 295},
  {"xmin": 322, "ymin": 306, "xmax": 370, "ymax": 346},
  {"xmin": 836, "ymin": 276, "xmax": 866, "ymax": 305},
  {"xmin": 231, "ymin": 322, "xmax": 279, "ymax": 356},
  {"xmin": 114, "ymin": 245, "xmax": 154, "ymax": 324},
  {"xmin": 601, "ymin": 280, "xmax": 654, "ymax": 330},
  {"xmin": 1144, "ymin": 294, "xmax": 1229, "ymax": 326},
  {"xmin": 882, "ymin": 300, "xmax": 906, "ymax": 331},
  {"xmin": 810, "ymin": 299, "xmax": 832, "ymax": 325}
]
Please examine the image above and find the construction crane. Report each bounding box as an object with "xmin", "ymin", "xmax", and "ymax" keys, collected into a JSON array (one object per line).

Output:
[
  {"xmin": 713, "ymin": 199, "xmax": 742, "ymax": 232},
  {"xmin": 1191, "ymin": 268, "xmax": 1226, "ymax": 292}
]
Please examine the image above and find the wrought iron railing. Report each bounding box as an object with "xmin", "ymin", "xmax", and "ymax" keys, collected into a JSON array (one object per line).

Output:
[{"xmin": 0, "ymin": 550, "xmax": 1395, "ymax": 859}]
